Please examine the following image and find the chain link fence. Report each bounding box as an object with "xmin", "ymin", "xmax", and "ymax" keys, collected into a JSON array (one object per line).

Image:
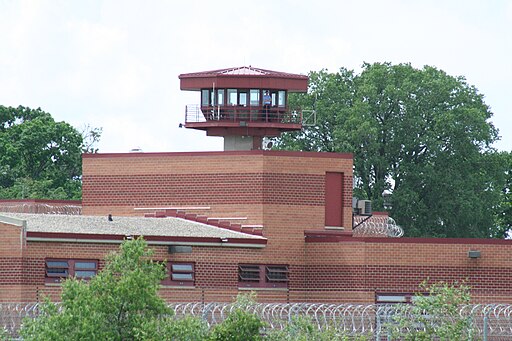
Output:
[{"xmin": 2, "ymin": 302, "xmax": 512, "ymax": 339}]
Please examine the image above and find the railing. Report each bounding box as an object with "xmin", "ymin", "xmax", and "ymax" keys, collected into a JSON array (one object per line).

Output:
[
  {"xmin": 185, "ymin": 104, "xmax": 303, "ymax": 125},
  {"xmin": 3, "ymin": 302, "xmax": 512, "ymax": 339}
]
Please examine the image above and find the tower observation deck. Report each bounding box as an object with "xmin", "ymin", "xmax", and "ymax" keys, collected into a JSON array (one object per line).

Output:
[{"xmin": 179, "ymin": 66, "xmax": 309, "ymax": 151}]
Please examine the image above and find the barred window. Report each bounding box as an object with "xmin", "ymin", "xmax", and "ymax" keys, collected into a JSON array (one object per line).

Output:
[
  {"xmin": 266, "ymin": 266, "xmax": 289, "ymax": 282},
  {"xmin": 238, "ymin": 264, "xmax": 288, "ymax": 288},
  {"xmin": 239, "ymin": 265, "xmax": 260, "ymax": 282},
  {"xmin": 45, "ymin": 259, "xmax": 98, "ymax": 284}
]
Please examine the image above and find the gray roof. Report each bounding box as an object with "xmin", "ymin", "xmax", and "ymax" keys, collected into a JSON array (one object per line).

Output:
[{"xmin": 0, "ymin": 213, "xmax": 265, "ymax": 240}]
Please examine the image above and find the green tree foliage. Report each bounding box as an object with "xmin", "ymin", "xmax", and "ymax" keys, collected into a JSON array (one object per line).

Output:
[
  {"xmin": 278, "ymin": 63, "xmax": 509, "ymax": 238},
  {"xmin": 495, "ymin": 152, "xmax": 512, "ymax": 237},
  {"xmin": 20, "ymin": 237, "xmax": 209, "ymax": 341},
  {"xmin": 386, "ymin": 281, "xmax": 474, "ymax": 340},
  {"xmin": 208, "ymin": 293, "xmax": 265, "ymax": 341},
  {"xmin": 0, "ymin": 105, "xmax": 101, "ymax": 200}
]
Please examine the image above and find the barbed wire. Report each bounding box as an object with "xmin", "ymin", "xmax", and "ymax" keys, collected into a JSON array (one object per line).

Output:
[
  {"xmin": 353, "ymin": 216, "xmax": 404, "ymax": 237},
  {"xmin": 2, "ymin": 302, "xmax": 512, "ymax": 338}
]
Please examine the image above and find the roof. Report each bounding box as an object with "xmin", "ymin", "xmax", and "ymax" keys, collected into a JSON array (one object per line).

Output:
[
  {"xmin": 179, "ymin": 66, "xmax": 308, "ymax": 80},
  {"xmin": 0, "ymin": 213, "xmax": 266, "ymax": 245},
  {"xmin": 179, "ymin": 66, "xmax": 309, "ymax": 92}
]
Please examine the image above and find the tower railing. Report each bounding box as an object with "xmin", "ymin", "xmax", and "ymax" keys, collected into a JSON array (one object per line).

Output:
[{"xmin": 185, "ymin": 104, "xmax": 303, "ymax": 125}]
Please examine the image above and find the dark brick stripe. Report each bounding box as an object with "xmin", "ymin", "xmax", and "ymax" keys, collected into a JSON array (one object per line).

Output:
[{"xmin": 83, "ymin": 173, "xmax": 331, "ymax": 206}]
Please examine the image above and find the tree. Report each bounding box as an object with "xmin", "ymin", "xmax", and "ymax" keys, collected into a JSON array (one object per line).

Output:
[
  {"xmin": 386, "ymin": 281, "xmax": 474, "ymax": 340},
  {"xmin": 494, "ymin": 152, "xmax": 512, "ymax": 238},
  {"xmin": 277, "ymin": 63, "xmax": 508, "ymax": 238},
  {"xmin": 20, "ymin": 237, "xmax": 210, "ymax": 340},
  {"xmin": 0, "ymin": 105, "xmax": 101, "ymax": 200},
  {"xmin": 208, "ymin": 293, "xmax": 265, "ymax": 341}
]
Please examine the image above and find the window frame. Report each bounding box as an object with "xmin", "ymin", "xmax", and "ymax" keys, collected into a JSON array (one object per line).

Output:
[
  {"xmin": 278, "ymin": 90, "xmax": 286, "ymax": 107},
  {"xmin": 375, "ymin": 293, "xmax": 425, "ymax": 304},
  {"xmin": 201, "ymin": 89, "xmax": 210, "ymax": 106},
  {"xmin": 238, "ymin": 264, "xmax": 289, "ymax": 289},
  {"xmin": 45, "ymin": 259, "xmax": 98, "ymax": 284},
  {"xmin": 163, "ymin": 262, "xmax": 195, "ymax": 287},
  {"xmin": 250, "ymin": 89, "xmax": 260, "ymax": 107},
  {"xmin": 227, "ymin": 89, "xmax": 238, "ymax": 106}
]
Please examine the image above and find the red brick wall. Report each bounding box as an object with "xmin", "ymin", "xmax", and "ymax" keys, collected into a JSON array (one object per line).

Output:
[
  {"xmin": 22, "ymin": 241, "xmax": 294, "ymax": 303},
  {"xmin": 82, "ymin": 151, "xmax": 353, "ymax": 229},
  {"xmin": 80, "ymin": 150, "xmax": 353, "ymax": 302},
  {"xmin": 5, "ymin": 235, "xmax": 512, "ymax": 304},
  {"xmin": 306, "ymin": 237, "xmax": 512, "ymax": 303},
  {"xmin": 0, "ymin": 220, "xmax": 25, "ymax": 302}
]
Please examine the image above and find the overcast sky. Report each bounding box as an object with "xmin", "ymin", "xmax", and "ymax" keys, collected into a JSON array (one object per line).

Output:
[{"xmin": 1, "ymin": 0, "xmax": 511, "ymax": 153}]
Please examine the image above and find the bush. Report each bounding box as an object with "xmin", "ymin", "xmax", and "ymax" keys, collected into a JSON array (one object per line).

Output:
[
  {"xmin": 386, "ymin": 281, "xmax": 475, "ymax": 340},
  {"xmin": 208, "ymin": 293, "xmax": 265, "ymax": 341}
]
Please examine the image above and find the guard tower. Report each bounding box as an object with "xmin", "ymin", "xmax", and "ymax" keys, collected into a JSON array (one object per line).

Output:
[{"xmin": 179, "ymin": 66, "xmax": 309, "ymax": 150}]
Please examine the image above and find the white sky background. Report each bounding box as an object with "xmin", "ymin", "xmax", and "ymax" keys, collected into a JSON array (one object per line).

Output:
[{"xmin": 0, "ymin": 0, "xmax": 511, "ymax": 153}]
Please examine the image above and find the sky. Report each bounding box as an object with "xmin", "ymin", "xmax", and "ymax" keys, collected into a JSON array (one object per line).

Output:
[{"xmin": 0, "ymin": 0, "xmax": 511, "ymax": 153}]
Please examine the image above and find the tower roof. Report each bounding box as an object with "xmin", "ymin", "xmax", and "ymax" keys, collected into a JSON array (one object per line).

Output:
[{"xmin": 179, "ymin": 66, "xmax": 308, "ymax": 91}]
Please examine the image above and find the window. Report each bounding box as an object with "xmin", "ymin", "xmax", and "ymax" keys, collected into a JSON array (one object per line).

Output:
[
  {"xmin": 239, "ymin": 91, "xmax": 248, "ymax": 106},
  {"xmin": 278, "ymin": 91, "xmax": 286, "ymax": 107},
  {"xmin": 376, "ymin": 293, "xmax": 423, "ymax": 304},
  {"xmin": 217, "ymin": 89, "xmax": 224, "ymax": 106},
  {"xmin": 238, "ymin": 264, "xmax": 288, "ymax": 288},
  {"xmin": 227, "ymin": 89, "xmax": 237, "ymax": 105},
  {"xmin": 163, "ymin": 262, "xmax": 195, "ymax": 287},
  {"xmin": 201, "ymin": 89, "xmax": 209, "ymax": 106},
  {"xmin": 239, "ymin": 265, "xmax": 260, "ymax": 282},
  {"xmin": 271, "ymin": 92, "xmax": 277, "ymax": 107},
  {"xmin": 45, "ymin": 259, "xmax": 98, "ymax": 284},
  {"xmin": 250, "ymin": 89, "xmax": 260, "ymax": 106}
]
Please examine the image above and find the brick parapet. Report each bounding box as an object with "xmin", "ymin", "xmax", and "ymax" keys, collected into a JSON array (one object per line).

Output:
[{"xmin": 305, "ymin": 238, "xmax": 512, "ymax": 302}]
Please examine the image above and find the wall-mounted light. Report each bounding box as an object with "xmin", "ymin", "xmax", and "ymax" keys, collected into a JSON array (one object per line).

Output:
[
  {"xmin": 221, "ymin": 237, "xmax": 228, "ymax": 243},
  {"xmin": 468, "ymin": 250, "xmax": 481, "ymax": 259}
]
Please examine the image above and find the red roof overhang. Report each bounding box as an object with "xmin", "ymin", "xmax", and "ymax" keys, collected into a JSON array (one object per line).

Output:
[
  {"xmin": 179, "ymin": 66, "xmax": 308, "ymax": 92},
  {"xmin": 27, "ymin": 231, "xmax": 267, "ymax": 247}
]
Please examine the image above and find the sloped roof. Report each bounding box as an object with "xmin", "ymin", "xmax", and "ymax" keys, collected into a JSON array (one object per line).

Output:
[
  {"xmin": 179, "ymin": 66, "xmax": 308, "ymax": 80},
  {"xmin": 179, "ymin": 66, "xmax": 308, "ymax": 92},
  {"xmin": 1, "ymin": 213, "xmax": 266, "ymax": 242}
]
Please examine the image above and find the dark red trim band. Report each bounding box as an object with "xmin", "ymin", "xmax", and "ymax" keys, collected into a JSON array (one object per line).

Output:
[
  {"xmin": 82, "ymin": 150, "xmax": 353, "ymax": 160},
  {"xmin": 304, "ymin": 233, "xmax": 512, "ymax": 245},
  {"xmin": 27, "ymin": 231, "xmax": 267, "ymax": 245}
]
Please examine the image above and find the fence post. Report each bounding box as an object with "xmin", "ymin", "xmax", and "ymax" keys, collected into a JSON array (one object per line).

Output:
[
  {"xmin": 483, "ymin": 311, "xmax": 489, "ymax": 341},
  {"xmin": 375, "ymin": 310, "xmax": 381, "ymax": 341}
]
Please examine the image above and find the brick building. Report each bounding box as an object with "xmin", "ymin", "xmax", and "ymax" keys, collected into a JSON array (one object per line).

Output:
[{"xmin": 1, "ymin": 66, "xmax": 511, "ymax": 304}]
